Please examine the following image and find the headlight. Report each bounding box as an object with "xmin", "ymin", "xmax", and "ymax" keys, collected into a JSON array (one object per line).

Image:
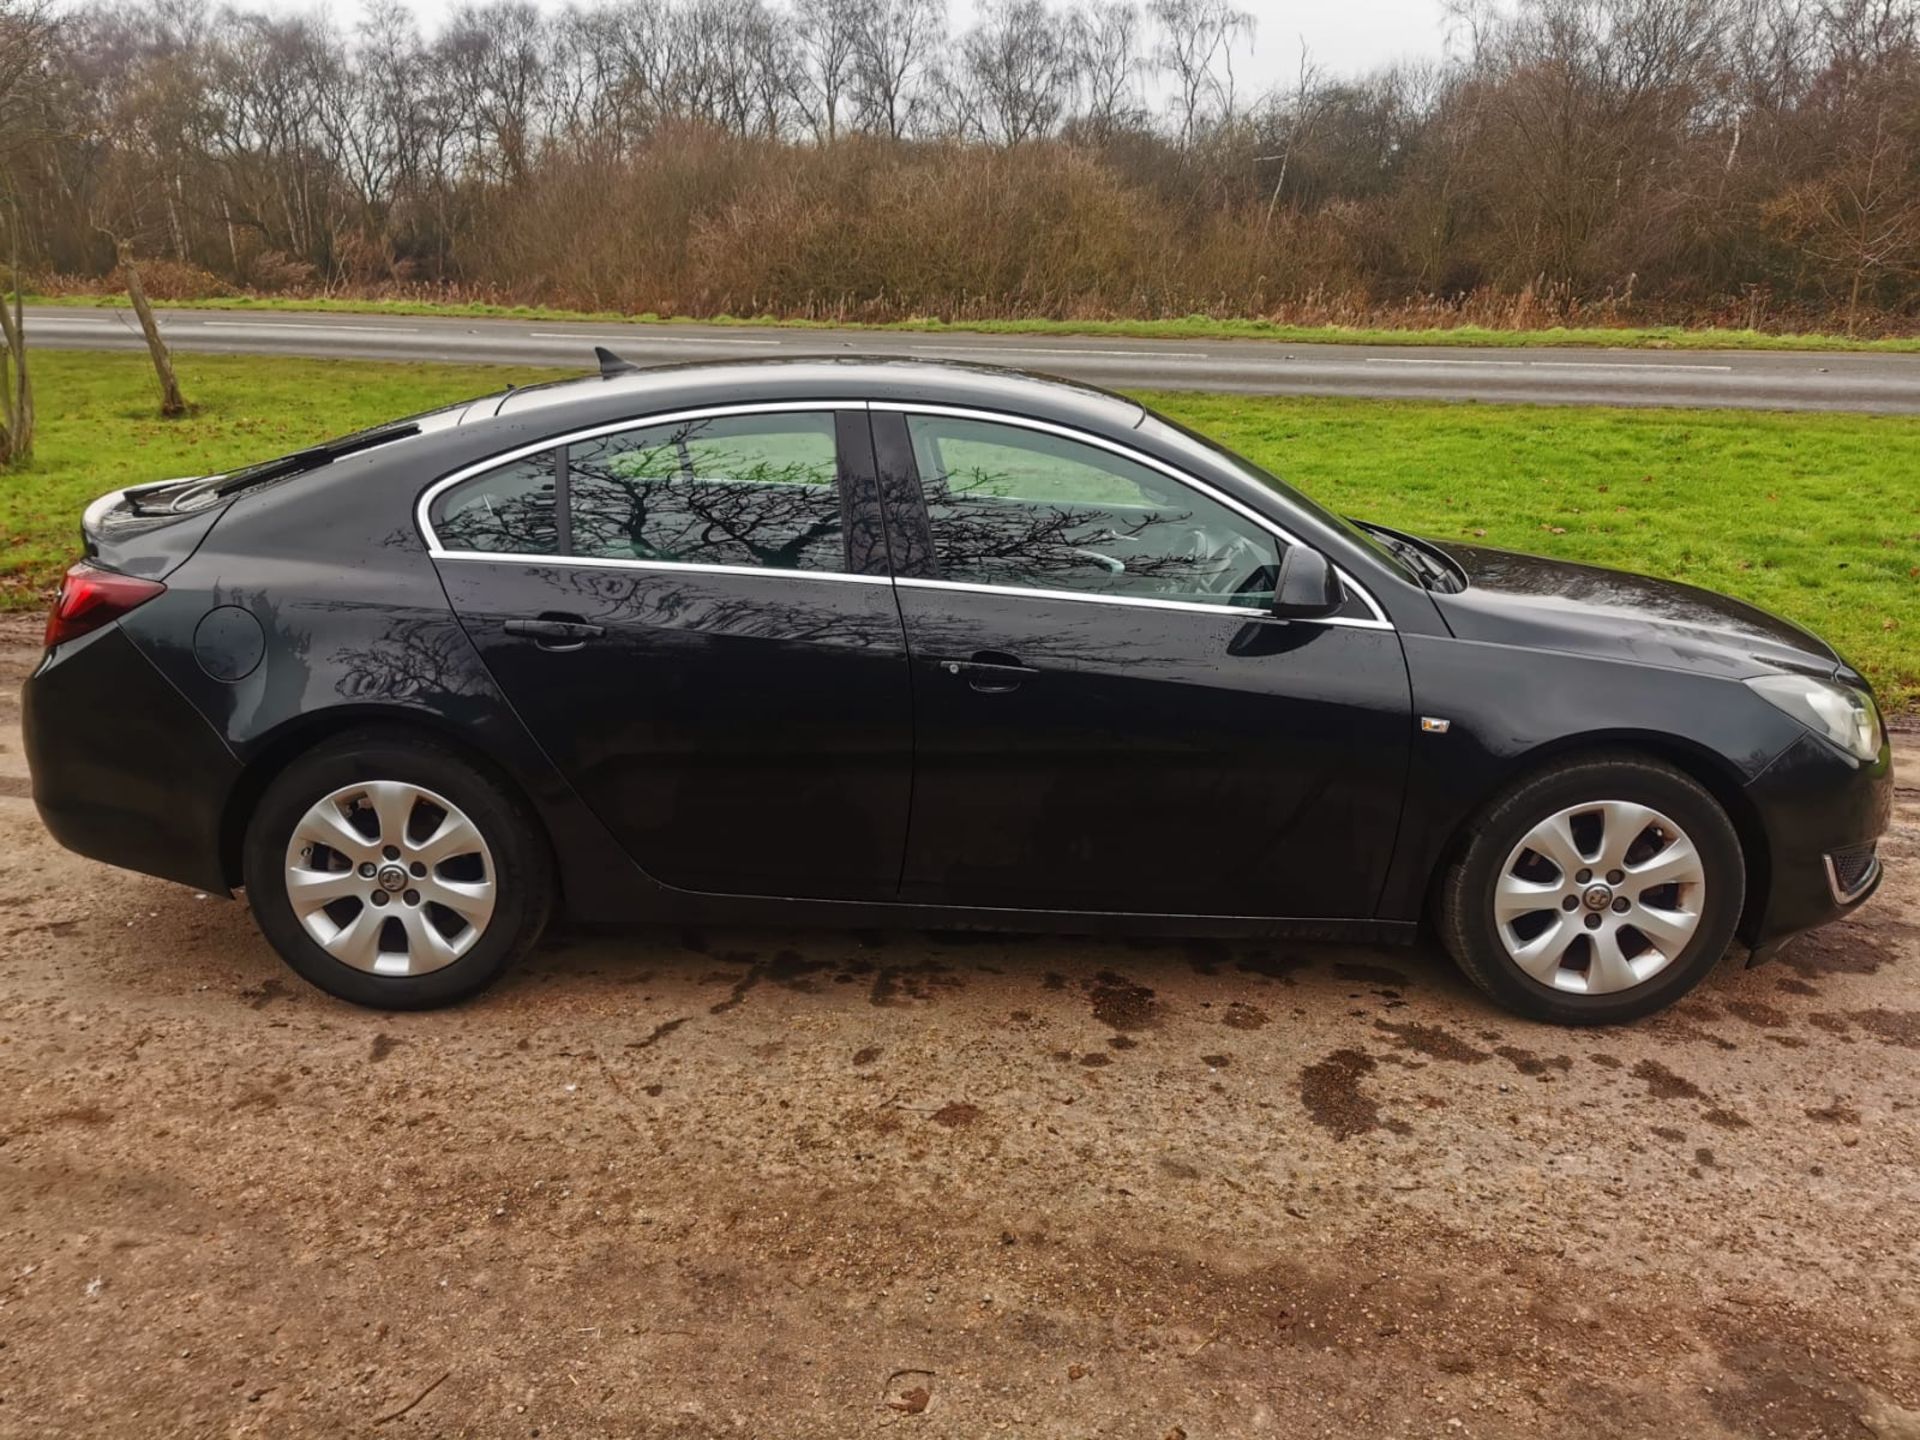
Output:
[{"xmin": 1746, "ymin": 674, "xmax": 1884, "ymax": 761}]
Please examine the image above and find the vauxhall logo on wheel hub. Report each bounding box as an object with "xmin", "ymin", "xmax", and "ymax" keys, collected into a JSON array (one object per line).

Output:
[
  {"xmin": 1582, "ymin": 883, "xmax": 1615, "ymax": 911},
  {"xmin": 376, "ymin": 863, "xmax": 409, "ymax": 893}
]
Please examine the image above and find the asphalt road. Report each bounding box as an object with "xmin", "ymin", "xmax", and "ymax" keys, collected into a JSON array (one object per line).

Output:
[
  {"xmin": 4, "ymin": 612, "xmax": 1920, "ymax": 1438},
  {"xmin": 26, "ymin": 304, "xmax": 1920, "ymax": 413}
]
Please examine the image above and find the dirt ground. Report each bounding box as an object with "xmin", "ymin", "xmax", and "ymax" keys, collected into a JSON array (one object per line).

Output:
[{"xmin": 2, "ymin": 617, "xmax": 1917, "ymax": 1440}]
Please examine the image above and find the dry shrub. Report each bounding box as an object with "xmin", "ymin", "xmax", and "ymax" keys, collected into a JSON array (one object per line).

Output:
[
  {"xmin": 239, "ymin": 250, "xmax": 317, "ymax": 293},
  {"xmin": 332, "ymin": 233, "xmax": 406, "ymax": 287},
  {"xmin": 103, "ymin": 259, "xmax": 232, "ymax": 300},
  {"xmin": 466, "ymin": 134, "xmax": 1389, "ymax": 321},
  {"xmin": 31, "ymin": 127, "xmax": 1916, "ymax": 336}
]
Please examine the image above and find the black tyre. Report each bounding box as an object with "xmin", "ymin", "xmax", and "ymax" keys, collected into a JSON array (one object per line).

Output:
[
  {"xmin": 1438, "ymin": 751, "xmax": 1744, "ymax": 1025},
  {"xmin": 242, "ymin": 728, "xmax": 553, "ymax": 1009}
]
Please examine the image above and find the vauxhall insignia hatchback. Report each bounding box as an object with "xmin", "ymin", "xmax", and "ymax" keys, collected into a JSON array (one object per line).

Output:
[{"xmin": 23, "ymin": 356, "xmax": 1892, "ymax": 1023}]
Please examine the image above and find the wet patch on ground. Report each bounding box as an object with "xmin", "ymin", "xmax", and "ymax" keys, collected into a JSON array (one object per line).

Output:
[
  {"xmin": 1087, "ymin": 971, "xmax": 1158, "ymax": 1031},
  {"xmin": 869, "ymin": 961, "xmax": 964, "ymax": 1008},
  {"xmin": 1631, "ymin": 1058, "xmax": 1706, "ymax": 1100},
  {"xmin": 1832, "ymin": 1009, "xmax": 1920, "ymax": 1048},
  {"xmin": 1374, "ymin": 1019, "xmax": 1492, "ymax": 1064},
  {"xmin": 1494, "ymin": 1045, "xmax": 1573, "ymax": 1076},
  {"xmin": 1779, "ymin": 928, "xmax": 1901, "ymax": 979},
  {"xmin": 1234, "ymin": 951, "xmax": 1315, "ymax": 984},
  {"xmin": 1298, "ymin": 1048, "xmax": 1411, "ymax": 1140}
]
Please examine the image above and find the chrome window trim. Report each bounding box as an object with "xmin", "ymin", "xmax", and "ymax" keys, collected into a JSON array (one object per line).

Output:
[
  {"xmin": 416, "ymin": 400, "xmax": 869, "ymax": 558},
  {"xmin": 415, "ymin": 396, "xmax": 1393, "ymax": 631},
  {"xmin": 429, "ymin": 552, "xmax": 892, "ymax": 586},
  {"xmin": 876, "ymin": 402, "xmax": 1391, "ymax": 630}
]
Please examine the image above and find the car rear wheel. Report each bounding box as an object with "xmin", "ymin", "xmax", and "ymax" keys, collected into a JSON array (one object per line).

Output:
[
  {"xmin": 242, "ymin": 730, "xmax": 552, "ymax": 1009},
  {"xmin": 1438, "ymin": 752, "xmax": 1745, "ymax": 1024}
]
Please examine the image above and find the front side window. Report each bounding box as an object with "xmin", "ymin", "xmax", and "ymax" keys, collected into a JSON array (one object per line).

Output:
[
  {"xmin": 906, "ymin": 415, "xmax": 1282, "ymax": 608},
  {"xmin": 432, "ymin": 453, "xmax": 560, "ymax": 555},
  {"xmin": 569, "ymin": 412, "xmax": 846, "ymax": 573}
]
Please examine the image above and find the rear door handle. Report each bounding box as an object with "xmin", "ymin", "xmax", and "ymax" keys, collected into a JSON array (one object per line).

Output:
[
  {"xmin": 938, "ymin": 651, "xmax": 1038, "ymax": 693},
  {"xmin": 504, "ymin": 616, "xmax": 605, "ymax": 650}
]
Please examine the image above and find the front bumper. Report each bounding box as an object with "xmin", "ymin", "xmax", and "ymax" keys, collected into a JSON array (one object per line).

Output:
[
  {"xmin": 1741, "ymin": 729, "xmax": 1894, "ymax": 955},
  {"xmin": 22, "ymin": 624, "xmax": 241, "ymax": 894}
]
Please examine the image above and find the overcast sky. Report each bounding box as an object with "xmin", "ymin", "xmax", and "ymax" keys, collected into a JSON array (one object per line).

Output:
[{"xmin": 219, "ymin": 0, "xmax": 1462, "ymax": 95}]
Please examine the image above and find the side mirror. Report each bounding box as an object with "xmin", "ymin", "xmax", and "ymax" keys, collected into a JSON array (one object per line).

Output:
[{"xmin": 1270, "ymin": 546, "xmax": 1345, "ymax": 619}]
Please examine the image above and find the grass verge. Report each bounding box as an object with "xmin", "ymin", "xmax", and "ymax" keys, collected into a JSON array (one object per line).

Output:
[
  {"xmin": 1145, "ymin": 390, "xmax": 1919, "ymax": 712},
  {"xmin": 31, "ymin": 292, "xmax": 1920, "ymax": 353},
  {"xmin": 4, "ymin": 352, "xmax": 1914, "ymax": 710}
]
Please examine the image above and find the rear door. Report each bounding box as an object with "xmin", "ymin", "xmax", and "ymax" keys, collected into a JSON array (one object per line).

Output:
[
  {"xmin": 427, "ymin": 404, "xmax": 914, "ymax": 902},
  {"xmin": 874, "ymin": 406, "xmax": 1412, "ymax": 919}
]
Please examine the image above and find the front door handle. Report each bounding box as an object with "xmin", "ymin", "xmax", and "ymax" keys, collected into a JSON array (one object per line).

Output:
[
  {"xmin": 504, "ymin": 615, "xmax": 606, "ymax": 650},
  {"xmin": 938, "ymin": 650, "xmax": 1038, "ymax": 694}
]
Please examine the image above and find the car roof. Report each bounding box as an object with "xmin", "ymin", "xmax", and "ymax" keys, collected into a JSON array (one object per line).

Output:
[{"xmin": 471, "ymin": 355, "xmax": 1147, "ymax": 435}]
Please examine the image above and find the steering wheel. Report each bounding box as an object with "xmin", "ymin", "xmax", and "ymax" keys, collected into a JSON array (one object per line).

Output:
[
  {"xmin": 1173, "ymin": 526, "xmax": 1237, "ymax": 596},
  {"xmin": 1068, "ymin": 547, "xmax": 1127, "ymax": 574}
]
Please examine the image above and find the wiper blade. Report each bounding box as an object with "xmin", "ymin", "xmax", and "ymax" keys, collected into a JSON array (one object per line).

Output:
[
  {"xmin": 1354, "ymin": 520, "xmax": 1464, "ymax": 593},
  {"xmin": 1367, "ymin": 528, "xmax": 1445, "ymax": 585},
  {"xmin": 213, "ymin": 423, "xmax": 420, "ymax": 496}
]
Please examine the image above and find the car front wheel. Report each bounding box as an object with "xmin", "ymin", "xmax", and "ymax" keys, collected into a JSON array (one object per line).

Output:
[
  {"xmin": 242, "ymin": 729, "xmax": 552, "ymax": 1009},
  {"xmin": 1438, "ymin": 752, "xmax": 1745, "ymax": 1025}
]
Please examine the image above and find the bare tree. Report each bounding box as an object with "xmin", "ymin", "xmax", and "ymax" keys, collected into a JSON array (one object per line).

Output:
[
  {"xmin": 0, "ymin": 0, "xmax": 55, "ymax": 467},
  {"xmin": 1069, "ymin": 1, "xmax": 1146, "ymax": 138},
  {"xmin": 1766, "ymin": 101, "xmax": 1920, "ymax": 331},
  {"xmin": 0, "ymin": 0, "xmax": 53, "ymax": 135},
  {"xmin": 1256, "ymin": 49, "xmax": 1327, "ymax": 235},
  {"xmin": 1445, "ymin": 0, "xmax": 1728, "ymax": 291},
  {"xmin": 955, "ymin": 0, "xmax": 1076, "ymax": 145},
  {"xmin": 850, "ymin": 0, "xmax": 944, "ymax": 139},
  {"xmin": 1148, "ymin": 0, "xmax": 1252, "ymax": 147},
  {"xmin": 705, "ymin": 0, "xmax": 795, "ymax": 139},
  {"xmin": 436, "ymin": 2, "xmax": 548, "ymax": 185},
  {"xmin": 317, "ymin": 1, "xmax": 427, "ymax": 266},
  {"xmin": 792, "ymin": 0, "xmax": 864, "ymax": 140}
]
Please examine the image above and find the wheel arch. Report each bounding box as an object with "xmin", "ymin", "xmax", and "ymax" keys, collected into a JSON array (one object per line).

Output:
[
  {"xmin": 1427, "ymin": 729, "xmax": 1772, "ymax": 943},
  {"xmin": 218, "ymin": 705, "xmax": 559, "ymax": 895}
]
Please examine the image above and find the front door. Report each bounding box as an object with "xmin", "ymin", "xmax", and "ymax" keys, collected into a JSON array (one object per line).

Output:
[
  {"xmin": 429, "ymin": 406, "xmax": 914, "ymax": 901},
  {"xmin": 875, "ymin": 408, "xmax": 1412, "ymax": 919}
]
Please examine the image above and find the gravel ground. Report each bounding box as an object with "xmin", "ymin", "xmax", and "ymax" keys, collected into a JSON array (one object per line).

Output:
[{"xmin": 2, "ymin": 616, "xmax": 1917, "ymax": 1440}]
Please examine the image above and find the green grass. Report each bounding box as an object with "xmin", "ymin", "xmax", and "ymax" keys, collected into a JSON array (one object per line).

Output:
[
  {"xmin": 32, "ymin": 291, "xmax": 1920, "ymax": 353},
  {"xmin": 1143, "ymin": 390, "xmax": 1920, "ymax": 710},
  {"xmin": 0, "ymin": 353, "xmax": 561, "ymax": 607},
  {"xmin": 4, "ymin": 351, "xmax": 1915, "ymax": 710}
]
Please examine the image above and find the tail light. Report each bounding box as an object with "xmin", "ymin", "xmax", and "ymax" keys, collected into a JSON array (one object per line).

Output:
[{"xmin": 44, "ymin": 561, "xmax": 166, "ymax": 650}]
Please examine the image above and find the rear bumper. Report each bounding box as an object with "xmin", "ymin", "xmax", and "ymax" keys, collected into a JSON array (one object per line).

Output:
[
  {"xmin": 22, "ymin": 624, "xmax": 240, "ymax": 894},
  {"xmin": 1741, "ymin": 730, "xmax": 1894, "ymax": 955}
]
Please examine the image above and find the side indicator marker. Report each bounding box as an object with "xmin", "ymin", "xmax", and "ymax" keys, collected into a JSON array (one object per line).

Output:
[{"xmin": 1420, "ymin": 716, "xmax": 1452, "ymax": 734}]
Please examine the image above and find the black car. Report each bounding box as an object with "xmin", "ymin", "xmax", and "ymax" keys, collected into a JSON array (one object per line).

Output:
[{"xmin": 23, "ymin": 356, "xmax": 1892, "ymax": 1023}]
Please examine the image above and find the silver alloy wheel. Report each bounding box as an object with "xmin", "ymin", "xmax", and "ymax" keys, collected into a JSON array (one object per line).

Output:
[
  {"xmin": 1493, "ymin": 799, "xmax": 1707, "ymax": 995},
  {"xmin": 283, "ymin": 780, "xmax": 496, "ymax": 977}
]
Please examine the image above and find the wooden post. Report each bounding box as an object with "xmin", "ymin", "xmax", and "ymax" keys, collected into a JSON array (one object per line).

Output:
[{"xmin": 117, "ymin": 239, "xmax": 187, "ymax": 418}]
